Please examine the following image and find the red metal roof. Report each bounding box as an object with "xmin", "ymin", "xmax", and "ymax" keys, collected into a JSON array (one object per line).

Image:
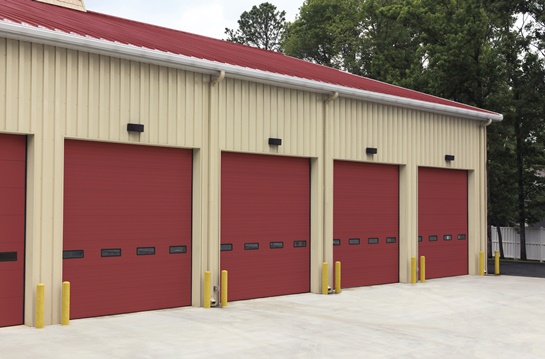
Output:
[{"xmin": 0, "ymin": 0, "xmax": 497, "ymax": 116}]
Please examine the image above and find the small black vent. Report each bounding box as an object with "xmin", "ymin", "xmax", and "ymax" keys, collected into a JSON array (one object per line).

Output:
[
  {"xmin": 268, "ymin": 138, "xmax": 282, "ymax": 146},
  {"xmin": 127, "ymin": 123, "xmax": 144, "ymax": 133}
]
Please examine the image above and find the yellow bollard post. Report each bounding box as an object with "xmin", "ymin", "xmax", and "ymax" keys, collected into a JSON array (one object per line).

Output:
[
  {"xmin": 36, "ymin": 283, "xmax": 45, "ymax": 329},
  {"xmin": 495, "ymin": 250, "xmax": 500, "ymax": 275},
  {"xmin": 204, "ymin": 271, "xmax": 211, "ymax": 309},
  {"xmin": 321, "ymin": 262, "xmax": 328, "ymax": 295},
  {"xmin": 221, "ymin": 270, "xmax": 228, "ymax": 307},
  {"xmin": 420, "ymin": 256, "xmax": 426, "ymax": 283},
  {"xmin": 411, "ymin": 257, "xmax": 417, "ymax": 284},
  {"xmin": 335, "ymin": 261, "xmax": 341, "ymax": 294},
  {"xmin": 62, "ymin": 281, "xmax": 70, "ymax": 326},
  {"xmin": 479, "ymin": 251, "xmax": 485, "ymax": 276}
]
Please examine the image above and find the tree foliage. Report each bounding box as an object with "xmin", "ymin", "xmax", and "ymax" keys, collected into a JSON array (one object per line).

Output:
[
  {"xmin": 225, "ymin": 2, "xmax": 287, "ymax": 52},
  {"xmin": 283, "ymin": 0, "xmax": 424, "ymax": 88}
]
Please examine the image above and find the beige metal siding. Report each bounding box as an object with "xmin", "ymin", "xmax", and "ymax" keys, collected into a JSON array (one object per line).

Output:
[
  {"xmin": 332, "ymin": 98, "xmax": 481, "ymax": 168},
  {"xmin": 216, "ymin": 78, "xmax": 323, "ymax": 157},
  {"xmin": 65, "ymin": 53, "xmax": 206, "ymax": 146},
  {"xmin": 1, "ymin": 39, "xmax": 207, "ymax": 145}
]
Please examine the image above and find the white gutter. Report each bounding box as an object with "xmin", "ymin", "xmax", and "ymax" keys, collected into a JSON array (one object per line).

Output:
[{"xmin": 0, "ymin": 20, "xmax": 503, "ymax": 122}]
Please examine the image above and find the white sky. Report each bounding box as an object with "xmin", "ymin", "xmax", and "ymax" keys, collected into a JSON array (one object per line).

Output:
[{"xmin": 84, "ymin": 0, "xmax": 304, "ymax": 40}]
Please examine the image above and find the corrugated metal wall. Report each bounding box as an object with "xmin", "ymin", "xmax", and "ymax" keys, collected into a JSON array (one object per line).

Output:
[
  {"xmin": 331, "ymin": 98, "xmax": 481, "ymax": 168},
  {"xmin": 216, "ymin": 78, "xmax": 323, "ymax": 157},
  {"xmin": 0, "ymin": 39, "xmax": 206, "ymax": 145},
  {"xmin": 0, "ymin": 37, "xmax": 489, "ymax": 326}
]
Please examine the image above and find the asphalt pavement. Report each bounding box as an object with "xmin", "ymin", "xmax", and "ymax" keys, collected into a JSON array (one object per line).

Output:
[{"xmin": 488, "ymin": 258, "xmax": 545, "ymax": 278}]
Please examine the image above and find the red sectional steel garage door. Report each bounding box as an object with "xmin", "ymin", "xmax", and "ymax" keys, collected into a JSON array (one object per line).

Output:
[
  {"xmin": 333, "ymin": 161, "xmax": 399, "ymax": 288},
  {"xmin": 63, "ymin": 140, "xmax": 192, "ymax": 319},
  {"xmin": 0, "ymin": 134, "xmax": 25, "ymax": 327},
  {"xmin": 418, "ymin": 167, "xmax": 468, "ymax": 279},
  {"xmin": 221, "ymin": 152, "xmax": 310, "ymax": 301}
]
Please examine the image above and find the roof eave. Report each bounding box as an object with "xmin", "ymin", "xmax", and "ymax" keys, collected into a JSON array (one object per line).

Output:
[{"xmin": 0, "ymin": 21, "xmax": 503, "ymax": 122}]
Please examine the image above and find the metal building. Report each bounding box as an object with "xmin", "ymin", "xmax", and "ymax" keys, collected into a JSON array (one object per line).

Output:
[{"xmin": 0, "ymin": 0, "xmax": 502, "ymax": 327}]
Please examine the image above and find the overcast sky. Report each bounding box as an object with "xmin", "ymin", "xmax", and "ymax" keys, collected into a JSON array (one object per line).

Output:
[{"xmin": 84, "ymin": 0, "xmax": 303, "ymax": 40}]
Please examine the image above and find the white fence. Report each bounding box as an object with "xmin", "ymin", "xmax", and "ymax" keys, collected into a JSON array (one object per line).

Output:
[{"xmin": 491, "ymin": 227, "xmax": 545, "ymax": 261}]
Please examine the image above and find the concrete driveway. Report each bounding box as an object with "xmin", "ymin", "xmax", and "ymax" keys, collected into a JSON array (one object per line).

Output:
[{"xmin": 1, "ymin": 275, "xmax": 544, "ymax": 359}]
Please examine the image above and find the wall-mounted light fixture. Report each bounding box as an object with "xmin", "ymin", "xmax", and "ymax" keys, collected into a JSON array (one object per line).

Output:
[
  {"xmin": 445, "ymin": 154, "xmax": 455, "ymax": 162},
  {"xmin": 366, "ymin": 147, "xmax": 378, "ymax": 155},
  {"xmin": 127, "ymin": 123, "xmax": 144, "ymax": 133},
  {"xmin": 268, "ymin": 138, "xmax": 282, "ymax": 146}
]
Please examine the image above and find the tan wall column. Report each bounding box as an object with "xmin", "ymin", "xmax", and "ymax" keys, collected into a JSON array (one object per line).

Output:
[
  {"xmin": 399, "ymin": 164, "xmax": 418, "ymax": 283},
  {"xmin": 320, "ymin": 97, "xmax": 335, "ymax": 290},
  {"xmin": 204, "ymin": 75, "xmax": 222, "ymax": 306},
  {"xmin": 468, "ymin": 124, "xmax": 488, "ymax": 275},
  {"xmin": 25, "ymin": 126, "xmax": 65, "ymax": 325},
  {"xmin": 191, "ymin": 148, "xmax": 206, "ymax": 306},
  {"xmin": 467, "ymin": 169, "xmax": 479, "ymax": 275},
  {"xmin": 24, "ymin": 47, "xmax": 67, "ymax": 325},
  {"xmin": 310, "ymin": 157, "xmax": 325, "ymax": 293}
]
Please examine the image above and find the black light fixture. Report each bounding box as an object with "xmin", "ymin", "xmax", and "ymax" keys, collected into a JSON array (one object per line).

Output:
[
  {"xmin": 127, "ymin": 123, "xmax": 144, "ymax": 133},
  {"xmin": 366, "ymin": 147, "xmax": 378, "ymax": 155},
  {"xmin": 445, "ymin": 154, "xmax": 455, "ymax": 162},
  {"xmin": 268, "ymin": 138, "xmax": 282, "ymax": 146}
]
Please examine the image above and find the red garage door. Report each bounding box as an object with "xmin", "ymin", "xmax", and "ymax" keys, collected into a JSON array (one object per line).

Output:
[
  {"xmin": 221, "ymin": 152, "xmax": 310, "ymax": 301},
  {"xmin": 333, "ymin": 161, "xmax": 399, "ymax": 288},
  {"xmin": 418, "ymin": 167, "xmax": 468, "ymax": 279},
  {"xmin": 63, "ymin": 140, "xmax": 192, "ymax": 319},
  {"xmin": 0, "ymin": 134, "xmax": 25, "ymax": 327}
]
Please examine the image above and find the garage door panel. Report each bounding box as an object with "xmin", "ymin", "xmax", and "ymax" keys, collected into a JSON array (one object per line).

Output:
[
  {"xmin": 64, "ymin": 214, "xmax": 186, "ymax": 240},
  {"xmin": 64, "ymin": 189, "xmax": 186, "ymax": 216},
  {"xmin": 221, "ymin": 153, "xmax": 310, "ymax": 301},
  {"xmin": 0, "ymin": 216, "xmax": 24, "ymax": 240},
  {"xmin": 65, "ymin": 261, "xmax": 190, "ymax": 316},
  {"xmin": 0, "ymin": 189, "xmax": 25, "ymax": 215},
  {"xmin": 0, "ymin": 134, "xmax": 26, "ymax": 327},
  {"xmin": 0, "ymin": 162, "xmax": 25, "ymax": 188},
  {"xmin": 0, "ymin": 135, "xmax": 26, "ymax": 160},
  {"xmin": 63, "ymin": 140, "xmax": 192, "ymax": 319},
  {"xmin": 334, "ymin": 161, "xmax": 399, "ymax": 288},
  {"xmin": 419, "ymin": 247, "xmax": 467, "ymax": 278},
  {"xmin": 0, "ymin": 269, "xmax": 24, "ymax": 291},
  {"xmin": 333, "ymin": 240, "xmax": 398, "ymax": 287},
  {"xmin": 418, "ymin": 168, "xmax": 468, "ymax": 279},
  {"xmin": 222, "ymin": 252, "xmax": 310, "ymax": 300}
]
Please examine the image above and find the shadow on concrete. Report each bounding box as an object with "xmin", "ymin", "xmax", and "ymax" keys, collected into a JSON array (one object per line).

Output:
[{"xmin": 488, "ymin": 258, "xmax": 545, "ymax": 278}]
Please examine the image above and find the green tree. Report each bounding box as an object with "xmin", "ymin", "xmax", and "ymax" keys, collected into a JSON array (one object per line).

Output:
[
  {"xmin": 510, "ymin": 52, "xmax": 545, "ymax": 260},
  {"xmin": 283, "ymin": 0, "xmax": 423, "ymax": 87},
  {"xmin": 225, "ymin": 2, "xmax": 287, "ymax": 52},
  {"xmin": 283, "ymin": 0, "xmax": 361, "ymax": 72},
  {"xmin": 493, "ymin": 3, "xmax": 545, "ymax": 260}
]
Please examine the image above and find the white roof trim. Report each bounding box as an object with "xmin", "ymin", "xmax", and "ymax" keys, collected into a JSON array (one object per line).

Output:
[{"xmin": 0, "ymin": 20, "xmax": 503, "ymax": 122}]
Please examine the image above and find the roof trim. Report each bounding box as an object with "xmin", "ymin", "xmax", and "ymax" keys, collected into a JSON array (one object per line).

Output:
[{"xmin": 0, "ymin": 20, "xmax": 503, "ymax": 122}]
